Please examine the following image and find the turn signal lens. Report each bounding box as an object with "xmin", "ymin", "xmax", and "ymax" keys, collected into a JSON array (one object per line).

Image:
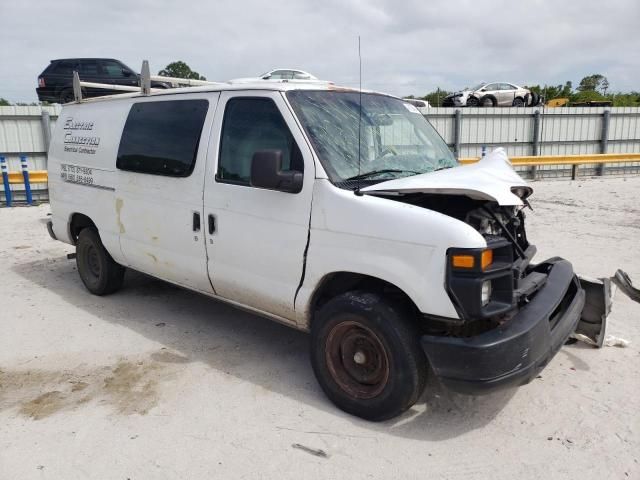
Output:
[
  {"xmin": 452, "ymin": 254, "xmax": 475, "ymax": 269},
  {"xmin": 481, "ymin": 249, "xmax": 493, "ymax": 270},
  {"xmin": 451, "ymin": 249, "xmax": 493, "ymax": 270}
]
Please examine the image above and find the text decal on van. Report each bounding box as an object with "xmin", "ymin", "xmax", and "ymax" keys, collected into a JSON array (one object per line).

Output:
[
  {"xmin": 63, "ymin": 117, "xmax": 100, "ymax": 155},
  {"xmin": 60, "ymin": 163, "xmax": 114, "ymax": 191}
]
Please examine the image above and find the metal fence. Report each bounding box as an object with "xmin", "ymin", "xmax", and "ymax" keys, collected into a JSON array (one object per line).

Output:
[
  {"xmin": 0, "ymin": 105, "xmax": 60, "ymax": 202},
  {"xmin": 1, "ymin": 104, "xmax": 640, "ymax": 203},
  {"xmin": 424, "ymin": 106, "xmax": 640, "ymax": 178}
]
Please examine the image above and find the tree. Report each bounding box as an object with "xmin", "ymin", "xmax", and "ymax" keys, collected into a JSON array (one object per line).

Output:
[
  {"xmin": 601, "ymin": 78, "xmax": 610, "ymax": 95},
  {"xmin": 0, "ymin": 98, "xmax": 10, "ymax": 106},
  {"xmin": 158, "ymin": 61, "xmax": 206, "ymax": 80},
  {"xmin": 422, "ymin": 88, "xmax": 452, "ymax": 107},
  {"xmin": 577, "ymin": 74, "xmax": 607, "ymax": 92},
  {"xmin": 571, "ymin": 89, "xmax": 607, "ymax": 103}
]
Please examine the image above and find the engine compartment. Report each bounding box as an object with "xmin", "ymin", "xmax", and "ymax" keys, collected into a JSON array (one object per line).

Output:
[{"xmin": 377, "ymin": 192, "xmax": 530, "ymax": 257}]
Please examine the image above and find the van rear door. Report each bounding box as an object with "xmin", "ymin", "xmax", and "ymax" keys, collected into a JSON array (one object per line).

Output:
[
  {"xmin": 115, "ymin": 93, "xmax": 219, "ymax": 293},
  {"xmin": 203, "ymin": 91, "xmax": 314, "ymax": 321}
]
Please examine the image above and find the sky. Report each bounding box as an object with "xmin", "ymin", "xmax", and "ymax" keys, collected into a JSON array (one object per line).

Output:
[{"xmin": 1, "ymin": 0, "xmax": 639, "ymax": 103}]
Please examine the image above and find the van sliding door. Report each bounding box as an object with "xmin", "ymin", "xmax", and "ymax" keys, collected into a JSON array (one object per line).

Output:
[{"xmin": 115, "ymin": 93, "xmax": 220, "ymax": 293}]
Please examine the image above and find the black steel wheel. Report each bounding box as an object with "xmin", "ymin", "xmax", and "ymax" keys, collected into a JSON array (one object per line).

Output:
[
  {"xmin": 76, "ymin": 228, "xmax": 125, "ymax": 295},
  {"xmin": 311, "ymin": 291, "xmax": 427, "ymax": 421}
]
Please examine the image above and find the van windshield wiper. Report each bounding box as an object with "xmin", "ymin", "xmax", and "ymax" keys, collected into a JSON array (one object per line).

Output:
[{"xmin": 343, "ymin": 169, "xmax": 420, "ymax": 182}]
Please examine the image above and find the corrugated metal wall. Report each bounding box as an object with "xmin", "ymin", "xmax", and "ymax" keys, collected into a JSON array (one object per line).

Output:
[
  {"xmin": 424, "ymin": 106, "xmax": 640, "ymax": 158},
  {"xmin": 423, "ymin": 106, "xmax": 640, "ymax": 178},
  {"xmin": 0, "ymin": 105, "xmax": 61, "ymax": 199}
]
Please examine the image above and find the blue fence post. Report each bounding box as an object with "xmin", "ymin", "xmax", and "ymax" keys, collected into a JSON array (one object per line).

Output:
[
  {"xmin": 1, "ymin": 156, "xmax": 12, "ymax": 207},
  {"xmin": 20, "ymin": 155, "xmax": 33, "ymax": 205}
]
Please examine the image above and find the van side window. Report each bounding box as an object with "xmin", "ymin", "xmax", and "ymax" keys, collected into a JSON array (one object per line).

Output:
[
  {"xmin": 217, "ymin": 97, "xmax": 303, "ymax": 185},
  {"xmin": 117, "ymin": 100, "xmax": 208, "ymax": 177}
]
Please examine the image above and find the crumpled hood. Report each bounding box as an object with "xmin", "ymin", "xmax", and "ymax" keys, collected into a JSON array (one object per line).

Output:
[{"xmin": 361, "ymin": 148, "xmax": 531, "ymax": 206}]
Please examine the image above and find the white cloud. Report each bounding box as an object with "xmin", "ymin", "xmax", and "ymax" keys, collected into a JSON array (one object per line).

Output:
[{"xmin": 1, "ymin": 0, "xmax": 638, "ymax": 102}]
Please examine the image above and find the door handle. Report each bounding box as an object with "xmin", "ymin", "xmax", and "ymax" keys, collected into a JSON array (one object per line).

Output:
[
  {"xmin": 208, "ymin": 214, "xmax": 216, "ymax": 234},
  {"xmin": 193, "ymin": 212, "xmax": 201, "ymax": 231}
]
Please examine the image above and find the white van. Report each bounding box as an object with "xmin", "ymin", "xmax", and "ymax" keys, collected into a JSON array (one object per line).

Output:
[{"xmin": 47, "ymin": 81, "xmax": 585, "ymax": 420}]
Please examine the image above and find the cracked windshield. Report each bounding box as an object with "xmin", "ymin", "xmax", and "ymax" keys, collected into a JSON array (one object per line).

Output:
[{"xmin": 287, "ymin": 90, "xmax": 458, "ymax": 187}]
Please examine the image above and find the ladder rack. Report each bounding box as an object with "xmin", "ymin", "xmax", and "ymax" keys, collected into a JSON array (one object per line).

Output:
[{"xmin": 71, "ymin": 60, "xmax": 225, "ymax": 103}]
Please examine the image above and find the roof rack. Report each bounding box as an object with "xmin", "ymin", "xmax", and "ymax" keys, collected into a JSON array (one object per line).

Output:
[{"xmin": 71, "ymin": 60, "xmax": 225, "ymax": 103}]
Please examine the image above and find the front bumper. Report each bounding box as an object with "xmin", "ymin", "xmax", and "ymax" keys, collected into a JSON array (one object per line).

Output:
[{"xmin": 421, "ymin": 258, "xmax": 584, "ymax": 394}]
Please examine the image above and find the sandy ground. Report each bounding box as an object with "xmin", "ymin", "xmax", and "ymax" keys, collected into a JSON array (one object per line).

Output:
[{"xmin": 0, "ymin": 177, "xmax": 639, "ymax": 480}]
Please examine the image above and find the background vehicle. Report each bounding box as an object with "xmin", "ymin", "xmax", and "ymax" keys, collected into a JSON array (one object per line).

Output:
[
  {"xmin": 36, "ymin": 58, "xmax": 171, "ymax": 104},
  {"xmin": 402, "ymin": 98, "xmax": 431, "ymax": 109},
  {"xmin": 230, "ymin": 68, "xmax": 322, "ymax": 83},
  {"xmin": 443, "ymin": 82, "xmax": 538, "ymax": 107}
]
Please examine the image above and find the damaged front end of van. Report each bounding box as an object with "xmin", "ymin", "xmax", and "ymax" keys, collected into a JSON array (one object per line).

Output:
[{"xmin": 362, "ymin": 149, "xmax": 609, "ymax": 393}]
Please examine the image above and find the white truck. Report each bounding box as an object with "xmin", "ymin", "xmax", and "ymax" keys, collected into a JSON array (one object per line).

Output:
[{"xmin": 47, "ymin": 78, "xmax": 586, "ymax": 421}]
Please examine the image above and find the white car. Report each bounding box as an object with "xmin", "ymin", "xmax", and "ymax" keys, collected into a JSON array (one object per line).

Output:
[
  {"xmin": 443, "ymin": 82, "xmax": 537, "ymax": 107},
  {"xmin": 230, "ymin": 68, "xmax": 320, "ymax": 83},
  {"xmin": 402, "ymin": 98, "xmax": 431, "ymax": 110},
  {"xmin": 46, "ymin": 81, "xmax": 585, "ymax": 421}
]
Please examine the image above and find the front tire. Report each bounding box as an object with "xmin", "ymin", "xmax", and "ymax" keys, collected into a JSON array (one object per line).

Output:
[
  {"xmin": 466, "ymin": 96, "xmax": 479, "ymax": 107},
  {"xmin": 76, "ymin": 228, "xmax": 125, "ymax": 295},
  {"xmin": 310, "ymin": 291, "xmax": 427, "ymax": 421}
]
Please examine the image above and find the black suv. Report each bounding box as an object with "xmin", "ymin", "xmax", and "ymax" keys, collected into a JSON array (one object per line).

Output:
[{"xmin": 36, "ymin": 58, "xmax": 171, "ymax": 104}]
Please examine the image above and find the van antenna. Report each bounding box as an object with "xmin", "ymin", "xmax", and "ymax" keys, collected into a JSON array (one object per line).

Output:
[{"xmin": 355, "ymin": 35, "xmax": 363, "ymax": 196}]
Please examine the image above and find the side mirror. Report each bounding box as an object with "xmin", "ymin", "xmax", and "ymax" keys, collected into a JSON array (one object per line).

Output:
[
  {"xmin": 480, "ymin": 88, "xmax": 487, "ymax": 92},
  {"xmin": 122, "ymin": 68, "xmax": 132, "ymax": 77},
  {"xmin": 250, "ymin": 150, "xmax": 303, "ymax": 193}
]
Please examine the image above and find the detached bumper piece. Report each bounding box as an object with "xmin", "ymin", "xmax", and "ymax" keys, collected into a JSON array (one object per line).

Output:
[{"xmin": 421, "ymin": 258, "xmax": 585, "ymax": 394}]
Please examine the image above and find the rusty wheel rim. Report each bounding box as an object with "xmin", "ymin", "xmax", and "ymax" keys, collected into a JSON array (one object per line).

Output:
[{"xmin": 325, "ymin": 319, "xmax": 390, "ymax": 399}]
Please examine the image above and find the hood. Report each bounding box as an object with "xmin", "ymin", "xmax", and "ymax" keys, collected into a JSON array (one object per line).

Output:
[{"xmin": 361, "ymin": 148, "xmax": 531, "ymax": 206}]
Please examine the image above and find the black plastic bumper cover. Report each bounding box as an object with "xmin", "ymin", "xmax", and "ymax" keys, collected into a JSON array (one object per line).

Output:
[{"xmin": 421, "ymin": 258, "xmax": 585, "ymax": 394}]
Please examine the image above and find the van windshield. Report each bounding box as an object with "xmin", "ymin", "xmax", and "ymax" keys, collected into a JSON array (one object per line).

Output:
[{"xmin": 286, "ymin": 90, "xmax": 457, "ymax": 188}]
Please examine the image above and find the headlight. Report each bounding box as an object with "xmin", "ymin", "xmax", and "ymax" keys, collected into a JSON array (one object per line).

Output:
[{"xmin": 481, "ymin": 281, "xmax": 492, "ymax": 306}]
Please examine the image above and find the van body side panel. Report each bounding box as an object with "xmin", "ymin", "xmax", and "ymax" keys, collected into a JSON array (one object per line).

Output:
[
  {"xmin": 115, "ymin": 93, "xmax": 220, "ymax": 293},
  {"xmin": 203, "ymin": 91, "xmax": 314, "ymax": 323},
  {"xmin": 295, "ymin": 180, "xmax": 487, "ymax": 326},
  {"xmin": 48, "ymin": 101, "xmax": 130, "ymax": 265}
]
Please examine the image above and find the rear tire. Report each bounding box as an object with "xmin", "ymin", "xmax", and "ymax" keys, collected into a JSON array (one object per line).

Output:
[
  {"xmin": 76, "ymin": 228, "xmax": 125, "ymax": 295},
  {"xmin": 59, "ymin": 88, "xmax": 75, "ymax": 104},
  {"xmin": 310, "ymin": 291, "xmax": 427, "ymax": 421},
  {"xmin": 480, "ymin": 95, "xmax": 497, "ymax": 107}
]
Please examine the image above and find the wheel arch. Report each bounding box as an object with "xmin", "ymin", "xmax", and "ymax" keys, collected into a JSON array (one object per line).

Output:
[
  {"xmin": 480, "ymin": 94, "xmax": 497, "ymax": 106},
  {"xmin": 68, "ymin": 212, "xmax": 97, "ymax": 245},
  {"xmin": 307, "ymin": 272, "xmax": 420, "ymax": 328}
]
